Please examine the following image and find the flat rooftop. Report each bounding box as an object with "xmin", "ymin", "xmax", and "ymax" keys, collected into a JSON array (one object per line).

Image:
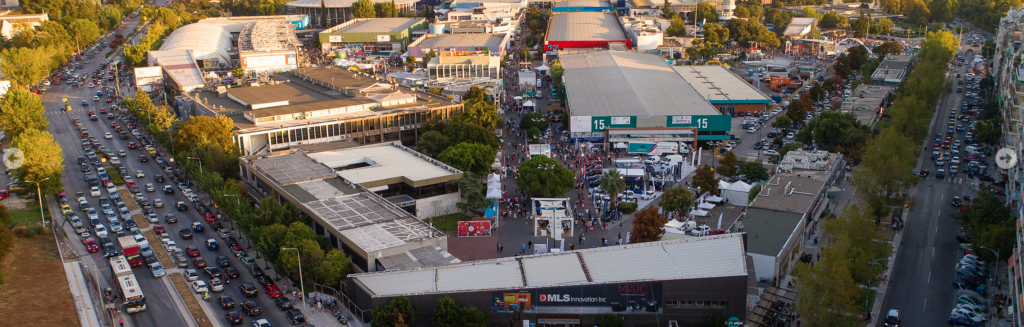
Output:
[
  {"xmin": 750, "ymin": 150, "xmax": 841, "ymax": 213},
  {"xmin": 351, "ymin": 234, "xmax": 748, "ymax": 297},
  {"xmin": 674, "ymin": 65, "xmax": 773, "ymax": 104},
  {"xmin": 547, "ymin": 12, "xmax": 627, "ymax": 42},
  {"xmin": 412, "ymin": 33, "xmax": 504, "ymax": 49},
  {"xmin": 329, "ymin": 18, "xmax": 423, "ymax": 34},
  {"xmin": 226, "ymin": 82, "xmax": 377, "ymax": 118},
  {"xmin": 561, "ymin": 51, "xmax": 720, "ymax": 117},
  {"xmin": 554, "ymin": 0, "xmax": 613, "ymax": 7},
  {"xmin": 840, "ymin": 85, "xmax": 892, "ymax": 126},
  {"xmin": 305, "ymin": 142, "xmax": 463, "ymax": 189},
  {"xmin": 245, "ymin": 149, "xmax": 443, "ymax": 255},
  {"xmin": 742, "ymin": 207, "xmax": 803, "ymax": 257}
]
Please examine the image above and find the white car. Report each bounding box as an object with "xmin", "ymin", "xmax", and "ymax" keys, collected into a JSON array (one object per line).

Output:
[
  {"xmin": 94, "ymin": 224, "xmax": 108, "ymax": 237},
  {"xmin": 90, "ymin": 186, "xmax": 101, "ymax": 197},
  {"xmin": 190, "ymin": 280, "xmax": 208, "ymax": 293},
  {"xmin": 133, "ymin": 233, "xmax": 147, "ymax": 245},
  {"xmin": 107, "ymin": 184, "xmax": 117, "ymax": 194},
  {"xmin": 154, "ymin": 199, "xmax": 163, "ymax": 208},
  {"xmin": 104, "ymin": 132, "xmax": 113, "ymax": 139},
  {"xmin": 952, "ymin": 308, "xmax": 985, "ymax": 323},
  {"xmin": 151, "ymin": 262, "xmax": 166, "ymax": 277},
  {"xmin": 746, "ymin": 127, "xmax": 757, "ymax": 134},
  {"xmin": 209, "ymin": 278, "xmax": 225, "ymax": 292},
  {"xmin": 183, "ymin": 268, "xmax": 199, "ymax": 281},
  {"xmin": 690, "ymin": 225, "xmax": 712, "ymax": 237},
  {"xmin": 763, "ymin": 150, "xmax": 780, "ymax": 156},
  {"xmin": 135, "ymin": 170, "xmax": 145, "ymax": 178}
]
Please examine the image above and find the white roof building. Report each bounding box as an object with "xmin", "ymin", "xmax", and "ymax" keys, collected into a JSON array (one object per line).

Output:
[{"xmin": 159, "ymin": 23, "xmax": 233, "ymax": 65}]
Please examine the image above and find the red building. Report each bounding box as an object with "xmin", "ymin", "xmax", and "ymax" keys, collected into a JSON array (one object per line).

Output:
[{"xmin": 544, "ymin": 12, "xmax": 632, "ymax": 52}]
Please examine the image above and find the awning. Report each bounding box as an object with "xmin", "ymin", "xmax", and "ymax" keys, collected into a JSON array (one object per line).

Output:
[
  {"xmin": 689, "ymin": 209, "xmax": 709, "ymax": 217},
  {"xmin": 615, "ymin": 142, "xmax": 628, "ymax": 149},
  {"xmin": 665, "ymin": 220, "xmax": 684, "ymax": 229},
  {"xmin": 698, "ymin": 202, "xmax": 716, "ymax": 210},
  {"xmin": 366, "ymin": 185, "xmax": 389, "ymax": 192}
]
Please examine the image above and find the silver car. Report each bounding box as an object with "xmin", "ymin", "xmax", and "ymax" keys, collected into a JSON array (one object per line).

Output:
[{"xmin": 150, "ymin": 262, "xmax": 166, "ymax": 277}]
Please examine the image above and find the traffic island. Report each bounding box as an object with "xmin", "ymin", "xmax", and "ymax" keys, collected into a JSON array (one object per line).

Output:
[
  {"xmin": 143, "ymin": 231, "xmax": 173, "ymax": 267},
  {"xmin": 168, "ymin": 274, "xmax": 215, "ymax": 327}
]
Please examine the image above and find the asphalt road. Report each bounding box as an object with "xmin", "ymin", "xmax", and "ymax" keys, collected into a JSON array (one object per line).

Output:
[
  {"xmin": 877, "ymin": 29, "xmax": 992, "ymax": 327},
  {"xmin": 39, "ymin": 10, "xmax": 300, "ymax": 327}
]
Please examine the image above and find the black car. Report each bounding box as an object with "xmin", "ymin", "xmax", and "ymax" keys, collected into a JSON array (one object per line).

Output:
[
  {"xmin": 77, "ymin": 156, "xmax": 87, "ymax": 165},
  {"xmin": 219, "ymin": 295, "xmax": 236, "ymax": 309},
  {"xmin": 216, "ymin": 256, "xmax": 231, "ymax": 267},
  {"xmin": 81, "ymin": 164, "xmax": 91, "ymax": 172},
  {"xmin": 225, "ymin": 311, "xmax": 242, "ymax": 325},
  {"xmin": 285, "ymin": 308, "xmax": 305, "ymax": 324},
  {"xmin": 240, "ymin": 300, "xmax": 262, "ymax": 316},
  {"xmin": 224, "ymin": 267, "xmax": 240, "ymax": 279},
  {"xmin": 177, "ymin": 201, "xmax": 188, "ymax": 211},
  {"xmin": 165, "ymin": 214, "xmax": 178, "ymax": 223},
  {"xmin": 274, "ymin": 297, "xmax": 293, "ymax": 310},
  {"xmin": 155, "ymin": 174, "xmax": 164, "ymax": 182},
  {"xmin": 163, "ymin": 185, "xmax": 174, "ymax": 194},
  {"xmin": 248, "ymin": 265, "xmax": 264, "ymax": 277},
  {"xmin": 180, "ymin": 228, "xmax": 194, "ymax": 239},
  {"xmin": 918, "ymin": 170, "xmax": 930, "ymax": 178},
  {"xmin": 952, "ymin": 196, "xmax": 963, "ymax": 207},
  {"xmin": 956, "ymin": 234, "xmax": 974, "ymax": 244},
  {"xmin": 139, "ymin": 155, "xmax": 148, "ymax": 162},
  {"xmin": 103, "ymin": 243, "xmax": 118, "ymax": 257},
  {"xmin": 256, "ymin": 275, "xmax": 274, "ymax": 287},
  {"xmin": 239, "ymin": 283, "xmax": 258, "ymax": 297}
]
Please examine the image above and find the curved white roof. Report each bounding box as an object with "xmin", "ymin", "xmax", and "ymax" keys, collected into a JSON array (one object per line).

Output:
[{"xmin": 160, "ymin": 23, "xmax": 233, "ymax": 64}]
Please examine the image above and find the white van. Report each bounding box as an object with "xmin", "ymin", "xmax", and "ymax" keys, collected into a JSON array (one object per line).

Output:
[
  {"xmin": 656, "ymin": 142, "xmax": 679, "ymax": 154},
  {"xmin": 964, "ymin": 146, "xmax": 980, "ymax": 153}
]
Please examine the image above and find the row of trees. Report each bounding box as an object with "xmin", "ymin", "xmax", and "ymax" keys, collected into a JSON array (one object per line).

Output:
[{"xmin": 372, "ymin": 296, "xmax": 488, "ymax": 327}]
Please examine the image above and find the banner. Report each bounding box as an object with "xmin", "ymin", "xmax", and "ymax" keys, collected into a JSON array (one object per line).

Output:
[
  {"xmin": 491, "ymin": 282, "xmax": 663, "ymax": 314},
  {"xmin": 457, "ymin": 221, "xmax": 492, "ymax": 237}
]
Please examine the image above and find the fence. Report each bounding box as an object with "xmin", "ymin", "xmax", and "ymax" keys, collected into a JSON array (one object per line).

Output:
[{"xmin": 313, "ymin": 283, "xmax": 371, "ymax": 323}]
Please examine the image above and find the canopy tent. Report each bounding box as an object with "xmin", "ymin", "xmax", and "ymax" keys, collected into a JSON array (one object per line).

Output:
[
  {"xmin": 488, "ymin": 174, "xmax": 501, "ymax": 183},
  {"xmin": 718, "ymin": 180, "xmax": 732, "ymax": 191},
  {"xmin": 722, "ymin": 180, "xmax": 753, "ymax": 206},
  {"xmin": 486, "ymin": 188, "xmax": 502, "ymax": 198},
  {"xmin": 689, "ymin": 209, "xmax": 709, "ymax": 217},
  {"xmin": 664, "ymin": 220, "xmax": 685, "ymax": 229},
  {"xmin": 524, "ymin": 100, "xmax": 535, "ymax": 107},
  {"xmin": 705, "ymin": 195, "xmax": 724, "ymax": 203},
  {"xmin": 615, "ymin": 142, "xmax": 628, "ymax": 149},
  {"xmin": 536, "ymin": 65, "xmax": 549, "ymax": 73},
  {"xmin": 698, "ymin": 202, "xmax": 716, "ymax": 210}
]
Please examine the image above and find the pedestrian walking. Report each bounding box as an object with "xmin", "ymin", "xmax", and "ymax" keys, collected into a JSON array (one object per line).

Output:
[{"xmin": 496, "ymin": 242, "xmax": 501, "ymax": 253}]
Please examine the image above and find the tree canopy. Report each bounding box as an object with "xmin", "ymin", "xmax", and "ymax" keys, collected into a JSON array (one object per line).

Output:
[
  {"xmin": 0, "ymin": 87, "xmax": 47, "ymax": 139},
  {"xmin": 438, "ymin": 142, "xmax": 496, "ymax": 176},
  {"xmin": 515, "ymin": 155, "xmax": 574, "ymax": 198},
  {"xmin": 691, "ymin": 164, "xmax": 719, "ymax": 196},
  {"xmin": 659, "ymin": 187, "xmax": 694, "ymax": 217},
  {"xmin": 372, "ymin": 296, "xmax": 418, "ymax": 327},
  {"xmin": 12, "ymin": 129, "xmax": 64, "ymax": 194},
  {"xmin": 630, "ymin": 206, "xmax": 667, "ymax": 243},
  {"xmin": 432, "ymin": 296, "xmax": 487, "ymax": 327}
]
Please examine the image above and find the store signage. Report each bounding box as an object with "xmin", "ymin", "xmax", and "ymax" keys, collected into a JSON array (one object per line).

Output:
[
  {"xmin": 377, "ymin": 35, "xmax": 391, "ymax": 42},
  {"xmin": 571, "ymin": 115, "xmax": 730, "ymax": 133},
  {"xmin": 328, "ymin": 35, "xmax": 342, "ymax": 43},
  {"xmin": 491, "ymin": 282, "xmax": 662, "ymax": 314}
]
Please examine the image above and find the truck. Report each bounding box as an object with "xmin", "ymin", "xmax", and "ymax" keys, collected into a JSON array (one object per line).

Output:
[
  {"xmin": 110, "ymin": 34, "xmax": 124, "ymax": 47},
  {"xmin": 117, "ymin": 236, "xmax": 142, "ymax": 267}
]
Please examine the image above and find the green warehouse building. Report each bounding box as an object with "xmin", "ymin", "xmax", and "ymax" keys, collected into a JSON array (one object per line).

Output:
[{"xmin": 319, "ymin": 17, "xmax": 427, "ymax": 53}]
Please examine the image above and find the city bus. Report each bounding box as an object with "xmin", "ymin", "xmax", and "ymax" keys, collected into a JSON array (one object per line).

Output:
[{"xmin": 110, "ymin": 256, "xmax": 147, "ymax": 313}]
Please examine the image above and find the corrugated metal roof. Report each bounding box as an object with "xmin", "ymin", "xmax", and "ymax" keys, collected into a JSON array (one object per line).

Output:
[
  {"xmin": 356, "ymin": 269, "xmax": 436, "ymax": 296},
  {"xmin": 547, "ymin": 12, "xmax": 626, "ymax": 41},
  {"xmin": 522, "ymin": 254, "xmax": 588, "ymax": 286},
  {"xmin": 350, "ymin": 234, "xmax": 748, "ymax": 298},
  {"xmin": 581, "ymin": 246, "xmax": 681, "ymax": 282},
  {"xmin": 674, "ymin": 65, "xmax": 773, "ymax": 103},
  {"xmin": 436, "ymin": 260, "xmax": 522, "ymax": 292},
  {"xmin": 561, "ymin": 51, "xmax": 719, "ymax": 117}
]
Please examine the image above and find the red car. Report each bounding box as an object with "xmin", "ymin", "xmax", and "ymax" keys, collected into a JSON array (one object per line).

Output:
[
  {"xmin": 193, "ymin": 257, "xmax": 207, "ymax": 269},
  {"xmin": 128, "ymin": 142, "xmax": 138, "ymax": 149},
  {"xmin": 83, "ymin": 238, "xmax": 99, "ymax": 253},
  {"xmin": 125, "ymin": 180, "xmax": 136, "ymax": 187},
  {"xmin": 153, "ymin": 224, "xmax": 166, "ymax": 235},
  {"xmin": 186, "ymin": 246, "xmax": 201, "ymax": 257},
  {"xmin": 204, "ymin": 214, "xmax": 218, "ymax": 224},
  {"xmin": 0, "ymin": 190, "xmax": 9, "ymax": 201},
  {"xmin": 264, "ymin": 285, "xmax": 283, "ymax": 299}
]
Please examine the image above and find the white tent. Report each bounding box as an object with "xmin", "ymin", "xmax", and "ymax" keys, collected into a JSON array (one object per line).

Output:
[
  {"xmin": 486, "ymin": 188, "xmax": 503, "ymax": 198},
  {"xmin": 698, "ymin": 202, "xmax": 716, "ymax": 210},
  {"xmin": 705, "ymin": 195, "xmax": 724, "ymax": 203},
  {"xmin": 524, "ymin": 100, "xmax": 535, "ymax": 107},
  {"xmin": 665, "ymin": 220, "xmax": 685, "ymax": 229},
  {"xmin": 718, "ymin": 180, "xmax": 732, "ymax": 191},
  {"xmin": 615, "ymin": 142, "xmax": 628, "ymax": 149},
  {"xmin": 488, "ymin": 174, "xmax": 501, "ymax": 183},
  {"xmin": 689, "ymin": 209, "xmax": 709, "ymax": 217},
  {"xmin": 722, "ymin": 180, "xmax": 754, "ymax": 206}
]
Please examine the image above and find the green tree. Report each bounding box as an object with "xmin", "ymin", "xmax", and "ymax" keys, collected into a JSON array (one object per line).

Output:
[
  {"xmin": 694, "ymin": 2, "xmax": 718, "ymax": 23},
  {"xmin": 952, "ymin": 189, "xmax": 1014, "ymax": 262},
  {"xmin": 797, "ymin": 111, "xmax": 869, "ymax": 156},
  {"xmin": 881, "ymin": 0, "xmax": 901, "ymax": 13},
  {"xmin": 438, "ymin": 142, "xmax": 496, "ymax": 175},
  {"xmin": 853, "ymin": 128, "xmax": 918, "ymax": 218},
  {"xmin": 873, "ymin": 41, "xmax": 904, "ymax": 59},
  {"xmin": 320, "ymin": 0, "xmax": 329, "ymax": 27},
  {"xmin": 823, "ymin": 204, "xmax": 891, "ymax": 284},
  {"xmin": 520, "ymin": 112, "xmax": 549, "ymax": 132},
  {"xmin": 851, "ymin": 11, "xmax": 870, "ymax": 38},
  {"xmin": 801, "ymin": 7, "xmax": 820, "ymax": 18},
  {"xmin": 870, "ymin": 17, "xmax": 894, "ymax": 34},
  {"xmin": 0, "ymin": 87, "xmax": 47, "ymax": 139},
  {"xmin": 315, "ymin": 249, "xmax": 353, "ymax": 289},
  {"xmin": 666, "ymin": 16, "xmax": 687, "ymax": 37},
  {"xmin": 374, "ymin": 1, "xmax": 395, "ymax": 18},
  {"xmin": 928, "ymin": 0, "xmax": 958, "ymax": 22},
  {"xmin": 718, "ymin": 151, "xmax": 738, "ymax": 177},
  {"xmin": 818, "ymin": 10, "xmax": 847, "ymax": 28},
  {"xmin": 254, "ymin": 197, "xmax": 301, "ymax": 227},
  {"xmin": 792, "ymin": 235, "xmax": 862, "ymax": 327},
  {"xmin": 702, "ymin": 22, "xmax": 729, "ymax": 45},
  {"xmin": 598, "ymin": 314, "xmax": 625, "ymax": 327},
  {"xmin": 516, "ymin": 155, "xmax": 574, "ymax": 197},
  {"xmin": 372, "ymin": 296, "xmax": 418, "ymax": 327},
  {"xmin": 172, "ymin": 115, "xmax": 236, "ymax": 157},
  {"xmin": 659, "ymin": 187, "xmax": 694, "ymax": 218},
  {"xmin": 738, "ymin": 162, "xmax": 769, "ymax": 182},
  {"xmin": 69, "ymin": 19, "xmax": 102, "ymax": 47},
  {"xmin": 771, "ymin": 115, "xmax": 792, "ymax": 130},
  {"xmin": 444, "ymin": 121, "xmax": 500, "ymax": 151},
  {"xmin": 351, "ymin": 0, "xmax": 377, "ymax": 18},
  {"xmin": 691, "ymin": 164, "xmax": 719, "ymax": 195},
  {"xmin": 1, "ymin": 47, "xmax": 53, "ymax": 87},
  {"xmin": 453, "ymin": 176, "xmax": 491, "ymax": 216},
  {"xmin": 706, "ymin": 313, "xmax": 727, "ymax": 327},
  {"xmin": 12, "ymin": 129, "xmax": 64, "ymax": 194},
  {"xmin": 662, "ymin": 0, "xmax": 675, "ymax": 19},
  {"xmin": 630, "ymin": 206, "xmax": 667, "ymax": 243},
  {"xmin": 416, "ymin": 130, "xmax": 452, "ymax": 157},
  {"xmin": 432, "ymin": 296, "xmax": 487, "ymax": 327},
  {"xmin": 599, "ymin": 169, "xmax": 627, "ymax": 207},
  {"xmin": 232, "ymin": 67, "xmax": 247, "ymax": 79},
  {"xmin": 454, "ymin": 98, "xmax": 501, "ymax": 131}
]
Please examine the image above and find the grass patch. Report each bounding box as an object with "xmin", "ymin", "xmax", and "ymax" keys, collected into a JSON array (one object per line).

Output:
[
  {"xmin": 9, "ymin": 199, "xmax": 51, "ymax": 227},
  {"xmin": 428, "ymin": 213, "xmax": 472, "ymax": 232},
  {"xmin": 144, "ymin": 231, "xmax": 172, "ymax": 267},
  {"xmin": 106, "ymin": 168, "xmax": 124, "ymax": 185},
  {"xmin": 0, "ymin": 234, "xmax": 79, "ymax": 326},
  {"xmin": 119, "ymin": 189, "xmax": 139, "ymax": 211},
  {"xmin": 134, "ymin": 213, "xmax": 150, "ymax": 229},
  {"xmin": 169, "ymin": 273, "xmax": 215, "ymax": 327}
]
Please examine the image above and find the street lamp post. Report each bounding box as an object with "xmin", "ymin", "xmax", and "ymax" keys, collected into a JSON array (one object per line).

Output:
[
  {"xmin": 864, "ymin": 258, "xmax": 887, "ymax": 315},
  {"xmin": 187, "ymin": 157, "xmax": 202, "ymax": 174},
  {"xmin": 979, "ymin": 246, "xmax": 1000, "ymax": 286},
  {"xmin": 27, "ymin": 178, "xmax": 50, "ymax": 226},
  {"xmin": 281, "ymin": 248, "xmax": 307, "ymax": 310}
]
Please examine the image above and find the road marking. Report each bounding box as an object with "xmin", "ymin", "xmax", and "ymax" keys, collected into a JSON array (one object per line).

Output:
[
  {"xmin": 928, "ymin": 270, "xmax": 932, "ymax": 284},
  {"xmin": 923, "ymin": 298, "xmax": 928, "ymax": 311},
  {"xmin": 936, "ymin": 225, "xmax": 939, "ymax": 234},
  {"xmin": 933, "ymin": 247, "xmax": 936, "ymax": 258}
]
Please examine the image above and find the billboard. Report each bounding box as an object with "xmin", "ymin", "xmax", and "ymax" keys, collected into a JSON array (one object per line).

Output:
[
  {"xmin": 570, "ymin": 115, "xmax": 731, "ymax": 133},
  {"xmin": 134, "ymin": 66, "xmax": 163, "ymax": 78},
  {"xmin": 377, "ymin": 35, "xmax": 391, "ymax": 42},
  {"xmin": 134, "ymin": 66, "xmax": 164, "ymax": 92},
  {"xmin": 241, "ymin": 55, "xmax": 287, "ymax": 68},
  {"xmin": 329, "ymin": 35, "xmax": 342, "ymax": 43},
  {"xmin": 457, "ymin": 221, "xmax": 491, "ymax": 237},
  {"xmin": 491, "ymin": 282, "xmax": 662, "ymax": 314}
]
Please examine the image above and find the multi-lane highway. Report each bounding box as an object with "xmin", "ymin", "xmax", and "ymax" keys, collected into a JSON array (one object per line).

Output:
[
  {"xmin": 878, "ymin": 28, "xmax": 993, "ymax": 326},
  {"xmin": 37, "ymin": 11, "xmax": 299, "ymax": 327}
]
